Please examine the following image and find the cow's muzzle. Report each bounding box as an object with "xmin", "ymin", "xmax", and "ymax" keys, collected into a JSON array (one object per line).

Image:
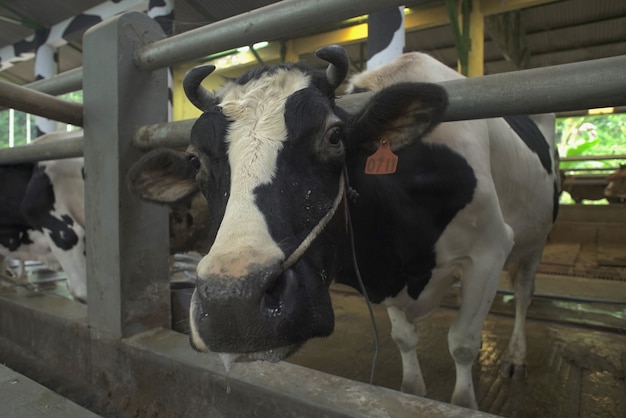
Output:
[{"xmin": 190, "ymin": 264, "xmax": 332, "ymax": 355}]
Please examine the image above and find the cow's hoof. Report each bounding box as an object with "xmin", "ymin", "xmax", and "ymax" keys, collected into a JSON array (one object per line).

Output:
[{"xmin": 500, "ymin": 360, "xmax": 527, "ymax": 379}]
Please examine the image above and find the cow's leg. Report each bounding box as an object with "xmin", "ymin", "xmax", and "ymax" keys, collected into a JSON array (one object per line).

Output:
[
  {"xmin": 387, "ymin": 305, "xmax": 426, "ymax": 396},
  {"xmin": 448, "ymin": 243, "xmax": 510, "ymax": 409},
  {"xmin": 501, "ymin": 246, "xmax": 542, "ymax": 378}
]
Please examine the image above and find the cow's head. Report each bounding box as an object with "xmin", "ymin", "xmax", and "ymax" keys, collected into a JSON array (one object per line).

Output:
[{"xmin": 129, "ymin": 45, "xmax": 447, "ymax": 362}]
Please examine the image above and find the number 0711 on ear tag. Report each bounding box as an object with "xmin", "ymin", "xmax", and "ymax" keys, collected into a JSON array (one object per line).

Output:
[{"xmin": 365, "ymin": 138, "xmax": 398, "ymax": 175}]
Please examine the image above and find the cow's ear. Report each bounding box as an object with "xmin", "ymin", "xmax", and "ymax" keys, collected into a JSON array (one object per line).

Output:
[
  {"xmin": 128, "ymin": 148, "xmax": 199, "ymax": 204},
  {"xmin": 347, "ymin": 82, "xmax": 448, "ymax": 154}
]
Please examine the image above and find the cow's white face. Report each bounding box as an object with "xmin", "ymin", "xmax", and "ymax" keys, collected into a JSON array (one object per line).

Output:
[
  {"xmin": 183, "ymin": 60, "xmax": 349, "ymax": 359},
  {"xmin": 194, "ymin": 69, "xmax": 311, "ymax": 282}
]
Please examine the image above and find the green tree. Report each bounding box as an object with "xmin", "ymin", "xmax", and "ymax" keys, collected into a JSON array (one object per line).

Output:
[{"xmin": 557, "ymin": 113, "xmax": 626, "ymax": 172}]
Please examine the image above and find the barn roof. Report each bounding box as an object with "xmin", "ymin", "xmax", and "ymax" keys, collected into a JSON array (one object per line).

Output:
[{"xmin": 0, "ymin": 0, "xmax": 625, "ymax": 84}]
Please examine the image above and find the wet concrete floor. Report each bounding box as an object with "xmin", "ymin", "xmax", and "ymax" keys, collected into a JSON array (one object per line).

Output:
[{"xmin": 287, "ymin": 275, "xmax": 626, "ymax": 418}]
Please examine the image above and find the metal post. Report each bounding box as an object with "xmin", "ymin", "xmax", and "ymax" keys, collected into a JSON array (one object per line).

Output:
[{"xmin": 83, "ymin": 12, "xmax": 170, "ymax": 339}]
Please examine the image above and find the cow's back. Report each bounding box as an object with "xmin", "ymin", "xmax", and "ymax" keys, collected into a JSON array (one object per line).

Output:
[{"xmin": 346, "ymin": 52, "xmax": 557, "ymax": 265}]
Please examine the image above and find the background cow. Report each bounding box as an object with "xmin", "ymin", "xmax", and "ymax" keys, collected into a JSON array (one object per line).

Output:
[
  {"xmin": 0, "ymin": 133, "xmax": 86, "ymax": 300},
  {"xmin": 1, "ymin": 134, "xmax": 210, "ymax": 302},
  {"xmin": 128, "ymin": 46, "xmax": 558, "ymax": 410},
  {"xmin": 604, "ymin": 164, "xmax": 626, "ymax": 203}
]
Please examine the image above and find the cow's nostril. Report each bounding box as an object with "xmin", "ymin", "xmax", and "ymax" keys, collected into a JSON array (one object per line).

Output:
[{"xmin": 262, "ymin": 269, "xmax": 297, "ymax": 318}]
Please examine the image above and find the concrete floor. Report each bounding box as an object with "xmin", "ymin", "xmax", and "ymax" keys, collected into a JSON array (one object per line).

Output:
[
  {"xmin": 287, "ymin": 275, "xmax": 626, "ymax": 418},
  {"xmin": 3, "ymin": 255, "xmax": 625, "ymax": 417}
]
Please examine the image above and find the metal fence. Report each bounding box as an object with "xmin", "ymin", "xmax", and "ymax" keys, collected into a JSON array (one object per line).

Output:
[{"xmin": 1, "ymin": 0, "xmax": 626, "ymax": 416}]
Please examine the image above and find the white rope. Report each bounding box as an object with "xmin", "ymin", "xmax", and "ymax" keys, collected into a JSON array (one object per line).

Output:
[{"xmin": 282, "ymin": 171, "xmax": 345, "ymax": 271}]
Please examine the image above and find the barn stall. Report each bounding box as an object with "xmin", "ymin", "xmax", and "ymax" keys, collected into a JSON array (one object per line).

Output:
[{"xmin": 0, "ymin": 0, "xmax": 625, "ymax": 416}]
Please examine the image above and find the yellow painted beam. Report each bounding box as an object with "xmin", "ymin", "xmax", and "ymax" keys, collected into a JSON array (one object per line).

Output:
[
  {"xmin": 291, "ymin": 23, "xmax": 368, "ymax": 56},
  {"xmin": 282, "ymin": 39, "xmax": 300, "ymax": 63},
  {"xmin": 467, "ymin": 0, "xmax": 484, "ymax": 77}
]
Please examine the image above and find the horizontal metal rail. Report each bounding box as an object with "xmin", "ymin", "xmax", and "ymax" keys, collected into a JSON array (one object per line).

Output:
[
  {"xmin": 133, "ymin": 119, "xmax": 195, "ymax": 150},
  {"xmin": 0, "ymin": 67, "xmax": 83, "ymax": 113},
  {"xmin": 3, "ymin": 54, "xmax": 626, "ymax": 164},
  {"xmin": 135, "ymin": 0, "xmax": 408, "ymax": 71},
  {"xmin": 0, "ymin": 79, "xmax": 83, "ymax": 126},
  {"xmin": 561, "ymin": 154, "xmax": 626, "ymax": 162},
  {"xmin": 0, "ymin": 131, "xmax": 83, "ymax": 164},
  {"xmin": 338, "ymin": 55, "xmax": 626, "ymax": 119}
]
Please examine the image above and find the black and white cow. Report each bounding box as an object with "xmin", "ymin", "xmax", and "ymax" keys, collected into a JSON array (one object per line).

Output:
[
  {"xmin": 1, "ymin": 134, "xmax": 210, "ymax": 303},
  {"xmin": 128, "ymin": 46, "xmax": 558, "ymax": 409},
  {"xmin": 0, "ymin": 139, "xmax": 86, "ymax": 300}
]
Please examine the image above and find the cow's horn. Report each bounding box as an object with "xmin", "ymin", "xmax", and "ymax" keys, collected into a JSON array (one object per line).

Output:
[
  {"xmin": 315, "ymin": 45, "xmax": 350, "ymax": 89},
  {"xmin": 183, "ymin": 65, "xmax": 218, "ymax": 111}
]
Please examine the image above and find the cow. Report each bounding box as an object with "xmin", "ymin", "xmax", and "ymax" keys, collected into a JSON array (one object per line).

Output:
[
  {"xmin": 1, "ymin": 133, "xmax": 210, "ymax": 302},
  {"xmin": 0, "ymin": 134, "xmax": 87, "ymax": 300},
  {"xmin": 605, "ymin": 164, "xmax": 626, "ymax": 203},
  {"xmin": 127, "ymin": 46, "xmax": 559, "ymax": 409}
]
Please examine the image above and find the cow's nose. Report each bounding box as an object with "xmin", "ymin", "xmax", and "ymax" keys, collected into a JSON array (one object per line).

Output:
[{"xmin": 193, "ymin": 264, "xmax": 305, "ymax": 352}]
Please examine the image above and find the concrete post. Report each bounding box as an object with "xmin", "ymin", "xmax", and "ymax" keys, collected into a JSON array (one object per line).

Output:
[{"xmin": 82, "ymin": 12, "xmax": 170, "ymax": 339}]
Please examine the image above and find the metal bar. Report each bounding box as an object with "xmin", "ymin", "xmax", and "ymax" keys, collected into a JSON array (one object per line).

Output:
[
  {"xmin": 133, "ymin": 119, "xmax": 195, "ymax": 150},
  {"xmin": 336, "ymin": 55, "xmax": 626, "ymax": 119},
  {"xmin": 135, "ymin": 55, "xmax": 626, "ymax": 151},
  {"xmin": 135, "ymin": 0, "xmax": 408, "ymax": 71},
  {"xmin": 22, "ymin": 67, "xmax": 83, "ymax": 96},
  {"xmin": 0, "ymin": 67, "xmax": 83, "ymax": 112},
  {"xmin": 4, "ymin": 55, "xmax": 626, "ymax": 163},
  {"xmin": 0, "ymin": 79, "xmax": 83, "ymax": 126},
  {"xmin": 440, "ymin": 55, "xmax": 626, "ymax": 120},
  {"xmin": 561, "ymin": 154, "xmax": 626, "ymax": 162},
  {"xmin": 0, "ymin": 131, "xmax": 83, "ymax": 164}
]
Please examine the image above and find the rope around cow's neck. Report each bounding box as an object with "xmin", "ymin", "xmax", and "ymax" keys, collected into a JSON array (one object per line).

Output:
[
  {"xmin": 280, "ymin": 167, "xmax": 380, "ymax": 385},
  {"xmin": 281, "ymin": 170, "xmax": 346, "ymax": 271}
]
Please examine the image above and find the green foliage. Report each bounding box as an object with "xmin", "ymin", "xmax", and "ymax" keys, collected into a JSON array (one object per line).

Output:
[
  {"xmin": 557, "ymin": 113, "xmax": 626, "ymax": 205},
  {"xmin": 557, "ymin": 113, "xmax": 626, "ymax": 172}
]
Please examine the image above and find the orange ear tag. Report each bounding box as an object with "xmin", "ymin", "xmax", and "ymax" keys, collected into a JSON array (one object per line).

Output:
[{"xmin": 365, "ymin": 138, "xmax": 398, "ymax": 175}]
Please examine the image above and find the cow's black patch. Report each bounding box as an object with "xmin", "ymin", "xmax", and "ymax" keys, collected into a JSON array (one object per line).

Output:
[
  {"xmin": 190, "ymin": 107, "xmax": 232, "ymax": 249},
  {"xmin": 0, "ymin": 163, "xmax": 39, "ymax": 252},
  {"xmin": 367, "ymin": 7, "xmax": 403, "ymax": 59},
  {"xmin": 62, "ymin": 14, "xmax": 103, "ymax": 39},
  {"xmin": 553, "ymin": 180, "xmax": 560, "ymax": 222},
  {"xmin": 19, "ymin": 166, "xmax": 78, "ymax": 251},
  {"xmin": 342, "ymin": 142, "xmax": 476, "ymax": 303},
  {"xmin": 504, "ymin": 115, "xmax": 552, "ymax": 174}
]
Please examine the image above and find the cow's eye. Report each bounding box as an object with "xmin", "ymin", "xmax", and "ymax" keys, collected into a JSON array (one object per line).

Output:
[
  {"xmin": 326, "ymin": 126, "xmax": 344, "ymax": 146},
  {"xmin": 187, "ymin": 155, "xmax": 201, "ymax": 170}
]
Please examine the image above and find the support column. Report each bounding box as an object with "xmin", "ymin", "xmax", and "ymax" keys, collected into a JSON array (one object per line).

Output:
[
  {"xmin": 446, "ymin": 0, "xmax": 484, "ymax": 77},
  {"xmin": 83, "ymin": 12, "xmax": 170, "ymax": 339}
]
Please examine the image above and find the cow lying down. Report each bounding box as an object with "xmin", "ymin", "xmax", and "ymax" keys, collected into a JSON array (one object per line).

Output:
[
  {"xmin": 1, "ymin": 132, "xmax": 210, "ymax": 302},
  {"xmin": 128, "ymin": 46, "xmax": 558, "ymax": 409}
]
